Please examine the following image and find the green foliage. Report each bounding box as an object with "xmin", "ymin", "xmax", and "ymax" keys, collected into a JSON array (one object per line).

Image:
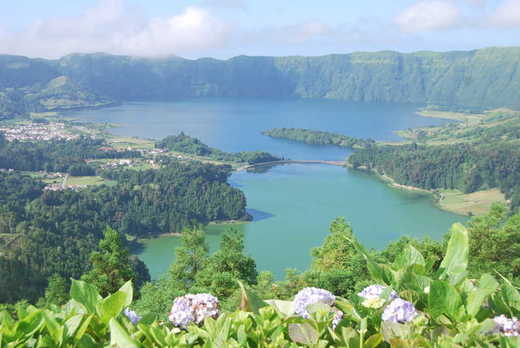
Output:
[
  {"xmin": 81, "ymin": 227, "xmax": 137, "ymax": 297},
  {"xmin": 3, "ymin": 221, "xmax": 520, "ymax": 347},
  {"xmin": 349, "ymin": 141, "xmax": 520, "ymax": 210},
  {"xmin": 156, "ymin": 132, "xmax": 281, "ymax": 164},
  {"xmin": 263, "ymin": 128, "xmax": 375, "ymax": 149}
]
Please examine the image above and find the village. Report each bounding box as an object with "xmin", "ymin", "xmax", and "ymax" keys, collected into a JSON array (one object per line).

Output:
[{"xmin": 0, "ymin": 122, "xmax": 78, "ymax": 141}]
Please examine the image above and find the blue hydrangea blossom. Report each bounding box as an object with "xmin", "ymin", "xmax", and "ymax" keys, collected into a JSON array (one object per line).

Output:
[
  {"xmin": 381, "ymin": 298, "xmax": 418, "ymax": 323},
  {"xmin": 358, "ymin": 284, "xmax": 398, "ymax": 308},
  {"xmin": 293, "ymin": 287, "xmax": 343, "ymax": 328},
  {"xmin": 492, "ymin": 315, "xmax": 520, "ymax": 336},
  {"xmin": 168, "ymin": 293, "xmax": 220, "ymax": 328},
  {"xmin": 123, "ymin": 308, "xmax": 141, "ymax": 325}
]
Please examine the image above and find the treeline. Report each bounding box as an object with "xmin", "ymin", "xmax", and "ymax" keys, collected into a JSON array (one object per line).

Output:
[
  {"xmin": 0, "ymin": 160, "xmax": 248, "ymax": 303},
  {"xmin": 0, "ymin": 135, "xmax": 140, "ymax": 173},
  {"xmin": 262, "ymin": 128, "xmax": 375, "ymax": 149},
  {"xmin": 156, "ymin": 132, "xmax": 281, "ymax": 164},
  {"xmin": 348, "ymin": 142, "xmax": 520, "ymax": 210}
]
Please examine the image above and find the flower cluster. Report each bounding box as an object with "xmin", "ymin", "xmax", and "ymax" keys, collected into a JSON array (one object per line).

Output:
[
  {"xmin": 168, "ymin": 294, "xmax": 220, "ymax": 328},
  {"xmin": 492, "ymin": 315, "xmax": 520, "ymax": 336},
  {"xmin": 123, "ymin": 308, "xmax": 141, "ymax": 325},
  {"xmin": 381, "ymin": 298, "xmax": 418, "ymax": 323},
  {"xmin": 358, "ymin": 284, "xmax": 398, "ymax": 309},
  {"xmin": 293, "ymin": 287, "xmax": 343, "ymax": 328}
]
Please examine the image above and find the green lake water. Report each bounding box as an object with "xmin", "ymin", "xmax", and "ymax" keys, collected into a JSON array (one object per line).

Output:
[{"xmin": 69, "ymin": 98, "xmax": 467, "ymax": 279}]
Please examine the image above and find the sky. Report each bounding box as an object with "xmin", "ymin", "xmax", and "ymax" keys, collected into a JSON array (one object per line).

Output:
[{"xmin": 0, "ymin": 0, "xmax": 519, "ymax": 59}]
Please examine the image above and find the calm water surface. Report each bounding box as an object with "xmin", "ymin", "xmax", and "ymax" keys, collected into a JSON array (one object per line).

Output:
[{"xmin": 70, "ymin": 98, "xmax": 466, "ymax": 279}]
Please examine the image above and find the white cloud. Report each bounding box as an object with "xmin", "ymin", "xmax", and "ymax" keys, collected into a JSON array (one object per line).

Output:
[
  {"xmin": 395, "ymin": 1, "xmax": 461, "ymax": 32},
  {"xmin": 490, "ymin": 0, "xmax": 520, "ymax": 27},
  {"xmin": 0, "ymin": 0, "xmax": 231, "ymax": 58}
]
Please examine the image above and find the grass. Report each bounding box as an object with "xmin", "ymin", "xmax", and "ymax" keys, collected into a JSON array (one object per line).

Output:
[
  {"xmin": 66, "ymin": 176, "xmax": 116, "ymax": 187},
  {"xmin": 107, "ymin": 136, "xmax": 155, "ymax": 150},
  {"xmin": 417, "ymin": 109, "xmax": 486, "ymax": 122},
  {"xmin": 437, "ymin": 188, "xmax": 507, "ymax": 216}
]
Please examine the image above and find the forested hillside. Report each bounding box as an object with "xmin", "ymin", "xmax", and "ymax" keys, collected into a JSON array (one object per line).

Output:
[
  {"xmin": 0, "ymin": 158, "xmax": 247, "ymax": 303},
  {"xmin": 2, "ymin": 47, "xmax": 520, "ymax": 115}
]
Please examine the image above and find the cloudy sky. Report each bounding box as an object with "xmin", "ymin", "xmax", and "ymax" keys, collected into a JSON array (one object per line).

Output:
[{"xmin": 0, "ymin": 0, "xmax": 519, "ymax": 59}]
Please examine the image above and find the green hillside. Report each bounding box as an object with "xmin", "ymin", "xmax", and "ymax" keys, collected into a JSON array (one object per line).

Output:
[{"xmin": 2, "ymin": 47, "xmax": 520, "ymax": 117}]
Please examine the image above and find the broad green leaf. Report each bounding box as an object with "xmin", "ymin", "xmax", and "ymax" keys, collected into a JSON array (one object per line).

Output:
[
  {"xmin": 288, "ymin": 323, "xmax": 318, "ymax": 345},
  {"xmin": 394, "ymin": 245, "xmax": 425, "ymax": 269},
  {"xmin": 42, "ymin": 311, "xmax": 63, "ymax": 345},
  {"xmin": 349, "ymin": 237, "xmax": 395, "ymax": 285},
  {"xmin": 438, "ymin": 223, "xmax": 468, "ymax": 284},
  {"xmin": 466, "ymin": 274, "xmax": 499, "ymax": 317},
  {"xmin": 381, "ymin": 321, "xmax": 412, "ymax": 342},
  {"xmin": 428, "ymin": 280, "xmax": 463, "ymax": 321},
  {"xmin": 118, "ymin": 280, "xmax": 133, "ymax": 308},
  {"xmin": 265, "ymin": 300, "xmax": 295, "ymax": 317},
  {"xmin": 70, "ymin": 279, "xmax": 102, "ymax": 314},
  {"xmin": 109, "ymin": 318, "xmax": 140, "ymax": 348},
  {"xmin": 97, "ymin": 291, "xmax": 127, "ymax": 324},
  {"xmin": 64, "ymin": 314, "xmax": 83, "ymax": 339},
  {"xmin": 365, "ymin": 333, "xmax": 384, "ymax": 348},
  {"xmin": 237, "ymin": 280, "xmax": 268, "ymax": 314}
]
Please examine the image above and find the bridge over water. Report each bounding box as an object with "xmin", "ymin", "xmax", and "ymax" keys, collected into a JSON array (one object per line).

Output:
[{"xmin": 236, "ymin": 160, "xmax": 346, "ymax": 172}]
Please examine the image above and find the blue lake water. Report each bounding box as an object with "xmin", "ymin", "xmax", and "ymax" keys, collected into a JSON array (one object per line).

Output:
[{"xmin": 70, "ymin": 98, "xmax": 465, "ymax": 279}]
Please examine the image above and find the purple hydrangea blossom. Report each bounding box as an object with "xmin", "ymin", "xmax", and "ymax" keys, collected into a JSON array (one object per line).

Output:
[
  {"xmin": 492, "ymin": 315, "xmax": 520, "ymax": 336},
  {"xmin": 123, "ymin": 308, "xmax": 141, "ymax": 325},
  {"xmin": 294, "ymin": 287, "xmax": 336, "ymax": 319},
  {"xmin": 293, "ymin": 287, "xmax": 344, "ymax": 328},
  {"xmin": 358, "ymin": 285, "xmax": 398, "ymax": 308},
  {"xmin": 168, "ymin": 294, "xmax": 219, "ymax": 328},
  {"xmin": 381, "ymin": 298, "xmax": 418, "ymax": 323}
]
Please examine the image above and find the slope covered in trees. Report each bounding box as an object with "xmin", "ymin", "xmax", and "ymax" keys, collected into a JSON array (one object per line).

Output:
[
  {"xmin": 263, "ymin": 128, "xmax": 375, "ymax": 149},
  {"xmin": 0, "ymin": 158, "xmax": 248, "ymax": 303},
  {"xmin": 156, "ymin": 133, "xmax": 281, "ymax": 164},
  {"xmin": 2, "ymin": 47, "xmax": 520, "ymax": 116}
]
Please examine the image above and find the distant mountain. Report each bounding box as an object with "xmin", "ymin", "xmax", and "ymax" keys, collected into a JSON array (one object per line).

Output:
[{"xmin": 1, "ymin": 47, "xmax": 520, "ymax": 116}]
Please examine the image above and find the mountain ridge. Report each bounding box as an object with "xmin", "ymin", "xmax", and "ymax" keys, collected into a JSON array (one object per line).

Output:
[{"xmin": 1, "ymin": 46, "xmax": 520, "ymax": 115}]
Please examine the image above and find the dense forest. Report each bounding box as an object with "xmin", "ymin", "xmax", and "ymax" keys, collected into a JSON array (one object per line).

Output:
[
  {"xmin": 0, "ymin": 135, "xmax": 139, "ymax": 173},
  {"xmin": 156, "ymin": 132, "xmax": 281, "ymax": 164},
  {"xmin": 348, "ymin": 142, "xmax": 520, "ymax": 210},
  {"xmin": 2, "ymin": 47, "xmax": 520, "ymax": 116},
  {"xmin": 0, "ymin": 158, "xmax": 248, "ymax": 303},
  {"xmin": 263, "ymin": 128, "xmax": 375, "ymax": 149}
]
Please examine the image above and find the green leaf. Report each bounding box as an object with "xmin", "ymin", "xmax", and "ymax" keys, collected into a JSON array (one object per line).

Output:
[
  {"xmin": 97, "ymin": 290, "xmax": 127, "ymax": 324},
  {"xmin": 381, "ymin": 321, "xmax": 412, "ymax": 342},
  {"xmin": 109, "ymin": 318, "xmax": 140, "ymax": 348},
  {"xmin": 438, "ymin": 223, "xmax": 468, "ymax": 284},
  {"xmin": 118, "ymin": 280, "xmax": 134, "ymax": 308},
  {"xmin": 428, "ymin": 280, "xmax": 463, "ymax": 321},
  {"xmin": 365, "ymin": 333, "xmax": 384, "ymax": 348},
  {"xmin": 64, "ymin": 314, "xmax": 83, "ymax": 339},
  {"xmin": 466, "ymin": 274, "xmax": 499, "ymax": 317},
  {"xmin": 265, "ymin": 300, "xmax": 295, "ymax": 317},
  {"xmin": 42, "ymin": 311, "xmax": 63, "ymax": 345},
  {"xmin": 70, "ymin": 279, "xmax": 102, "ymax": 314},
  {"xmin": 394, "ymin": 245, "xmax": 425, "ymax": 269},
  {"xmin": 288, "ymin": 323, "xmax": 319, "ymax": 345},
  {"xmin": 237, "ymin": 280, "xmax": 268, "ymax": 314}
]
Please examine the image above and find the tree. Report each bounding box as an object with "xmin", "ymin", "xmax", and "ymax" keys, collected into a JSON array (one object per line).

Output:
[
  {"xmin": 169, "ymin": 227, "xmax": 209, "ymax": 290},
  {"xmin": 81, "ymin": 227, "xmax": 136, "ymax": 297},
  {"xmin": 194, "ymin": 229, "xmax": 257, "ymax": 298},
  {"xmin": 42, "ymin": 274, "xmax": 69, "ymax": 306}
]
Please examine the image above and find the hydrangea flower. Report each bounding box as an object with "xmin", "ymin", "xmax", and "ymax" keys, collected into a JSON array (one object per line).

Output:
[
  {"xmin": 123, "ymin": 308, "xmax": 141, "ymax": 325},
  {"xmin": 358, "ymin": 284, "xmax": 398, "ymax": 308},
  {"xmin": 294, "ymin": 287, "xmax": 336, "ymax": 319},
  {"xmin": 381, "ymin": 298, "xmax": 418, "ymax": 323},
  {"xmin": 492, "ymin": 315, "xmax": 520, "ymax": 336},
  {"xmin": 293, "ymin": 287, "xmax": 344, "ymax": 328},
  {"xmin": 168, "ymin": 293, "xmax": 219, "ymax": 328}
]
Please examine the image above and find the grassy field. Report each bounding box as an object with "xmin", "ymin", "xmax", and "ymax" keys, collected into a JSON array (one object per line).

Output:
[
  {"xmin": 107, "ymin": 136, "xmax": 155, "ymax": 150},
  {"xmin": 437, "ymin": 188, "xmax": 507, "ymax": 216},
  {"xmin": 67, "ymin": 176, "xmax": 116, "ymax": 187},
  {"xmin": 417, "ymin": 109, "xmax": 486, "ymax": 122}
]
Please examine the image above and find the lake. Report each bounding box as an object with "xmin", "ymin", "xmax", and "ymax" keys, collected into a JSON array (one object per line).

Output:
[{"xmin": 70, "ymin": 98, "xmax": 466, "ymax": 279}]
